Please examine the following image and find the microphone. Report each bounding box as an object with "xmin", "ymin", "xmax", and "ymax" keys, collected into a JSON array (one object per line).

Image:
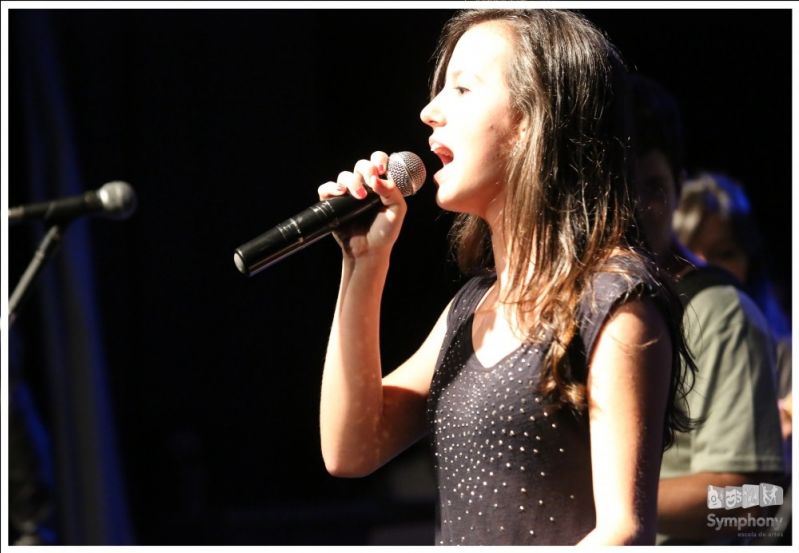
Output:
[
  {"xmin": 234, "ymin": 151, "xmax": 426, "ymax": 276},
  {"xmin": 8, "ymin": 181, "xmax": 138, "ymax": 224}
]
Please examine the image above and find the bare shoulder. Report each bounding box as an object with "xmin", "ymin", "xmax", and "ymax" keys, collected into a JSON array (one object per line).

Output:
[{"xmin": 596, "ymin": 297, "xmax": 671, "ymax": 354}]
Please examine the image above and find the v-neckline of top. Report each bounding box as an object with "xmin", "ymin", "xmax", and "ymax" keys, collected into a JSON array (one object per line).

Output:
[{"xmin": 466, "ymin": 281, "xmax": 528, "ymax": 371}]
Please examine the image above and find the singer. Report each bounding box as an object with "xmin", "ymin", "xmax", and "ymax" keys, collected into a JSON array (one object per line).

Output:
[{"xmin": 318, "ymin": 10, "xmax": 695, "ymax": 545}]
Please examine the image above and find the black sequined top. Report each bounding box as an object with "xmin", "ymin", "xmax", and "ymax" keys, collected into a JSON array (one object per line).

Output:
[{"xmin": 426, "ymin": 260, "xmax": 657, "ymax": 545}]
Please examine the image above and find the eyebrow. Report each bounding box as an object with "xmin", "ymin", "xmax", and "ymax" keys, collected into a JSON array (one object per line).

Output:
[{"xmin": 447, "ymin": 68, "xmax": 483, "ymax": 83}]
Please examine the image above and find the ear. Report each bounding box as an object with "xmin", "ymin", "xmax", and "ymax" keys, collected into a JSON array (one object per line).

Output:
[
  {"xmin": 515, "ymin": 114, "xmax": 530, "ymax": 143},
  {"xmin": 509, "ymin": 117, "xmax": 530, "ymax": 156}
]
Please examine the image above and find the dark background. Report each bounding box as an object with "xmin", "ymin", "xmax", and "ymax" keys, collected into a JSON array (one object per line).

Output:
[{"xmin": 8, "ymin": 8, "xmax": 791, "ymax": 545}]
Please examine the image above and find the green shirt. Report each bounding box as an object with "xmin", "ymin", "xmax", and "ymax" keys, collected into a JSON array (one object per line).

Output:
[{"xmin": 658, "ymin": 284, "xmax": 785, "ymax": 544}]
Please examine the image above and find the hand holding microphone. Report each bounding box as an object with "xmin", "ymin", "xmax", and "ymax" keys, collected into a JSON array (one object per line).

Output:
[
  {"xmin": 318, "ymin": 151, "xmax": 414, "ymax": 260},
  {"xmin": 234, "ymin": 151, "xmax": 426, "ymax": 276}
]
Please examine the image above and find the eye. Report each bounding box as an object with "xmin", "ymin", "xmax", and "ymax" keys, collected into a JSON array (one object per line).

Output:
[{"xmin": 454, "ymin": 86, "xmax": 470, "ymax": 96}]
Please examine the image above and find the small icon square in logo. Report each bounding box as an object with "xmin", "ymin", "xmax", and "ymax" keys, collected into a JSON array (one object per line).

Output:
[
  {"xmin": 760, "ymin": 483, "xmax": 783, "ymax": 506},
  {"xmin": 707, "ymin": 485, "xmax": 725, "ymax": 509},
  {"xmin": 725, "ymin": 486, "xmax": 743, "ymax": 509},
  {"xmin": 742, "ymin": 484, "xmax": 760, "ymax": 508}
]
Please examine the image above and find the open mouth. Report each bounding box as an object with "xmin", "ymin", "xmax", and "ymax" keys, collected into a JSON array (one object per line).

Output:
[{"xmin": 430, "ymin": 142, "xmax": 454, "ymax": 166}]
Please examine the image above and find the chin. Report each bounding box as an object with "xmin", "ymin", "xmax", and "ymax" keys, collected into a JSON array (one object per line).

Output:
[
  {"xmin": 435, "ymin": 194, "xmax": 482, "ymax": 219},
  {"xmin": 434, "ymin": 188, "xmax": 456, "ymax": 212},
  {"xmin": 434, "ymin": 190, "xmax": 463, "ymax": 214}
]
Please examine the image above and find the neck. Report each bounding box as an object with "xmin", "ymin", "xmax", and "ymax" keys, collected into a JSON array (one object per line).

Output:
[{"xmin": 486, "ymin": 200, "xmax": 515, "ymax": 301}]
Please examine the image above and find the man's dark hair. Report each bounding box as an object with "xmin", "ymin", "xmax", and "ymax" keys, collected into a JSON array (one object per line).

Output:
[{"xmin": 629, "ymin": 73, "xmax": 685, "ymax": 180}]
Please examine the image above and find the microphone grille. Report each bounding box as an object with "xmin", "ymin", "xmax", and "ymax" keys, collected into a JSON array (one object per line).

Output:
[
  {"xmin": 388, "ymin": 151, "xmax": 427, "ymax": 197},
  {"xmin": 97, "ymin": 181, "xmax": 138, "ymax": 220}
]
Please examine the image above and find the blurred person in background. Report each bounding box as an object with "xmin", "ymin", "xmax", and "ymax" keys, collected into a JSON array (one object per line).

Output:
[
  {"xmin": 674, "ymin": 172, "xmax": 791, "ymax": 440},
  {"xmin": 629, "ymin": 73, "xmax": 786, "ymax": 544}
]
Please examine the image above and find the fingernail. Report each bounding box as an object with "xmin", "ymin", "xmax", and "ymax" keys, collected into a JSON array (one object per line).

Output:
[{"xmin": 358, "ymin": 188, "xmax": 367, "ymax": 199}]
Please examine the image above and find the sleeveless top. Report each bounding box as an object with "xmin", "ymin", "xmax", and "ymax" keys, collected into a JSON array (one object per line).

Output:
[{"xmin": 425, "ymin": 258, "xmax": 660, "ymax": 545}]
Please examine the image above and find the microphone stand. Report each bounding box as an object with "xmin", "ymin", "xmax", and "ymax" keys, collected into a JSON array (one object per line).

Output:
[
  {"xmin": 8, "ymin": 223, "xmax": 67, "ymax": 542},
  {"xmin": 9, "ymin": 224, "xmax": 66, "ymax": 328}
]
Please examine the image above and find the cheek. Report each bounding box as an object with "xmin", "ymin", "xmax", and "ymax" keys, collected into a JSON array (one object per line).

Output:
[
  {"xmin": 488, "ymin": 117, "xmax": 518, "ymax": 155},
  {"xmin": 639, "ymin": 198, "xmax": 671, "ymax": 234},
  {"xmin": 460, "ymin": 122, "xmax": 512, "ymax": 176}
]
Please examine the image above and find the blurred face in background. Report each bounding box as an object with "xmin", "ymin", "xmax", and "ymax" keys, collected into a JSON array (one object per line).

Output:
[
  {"xmin": 685, "ymin": 212, "xmax": 749, "ymax": 283},
  {"xmin": 634, "ymin": 149, "xmax": 678, "ymax": 259}
]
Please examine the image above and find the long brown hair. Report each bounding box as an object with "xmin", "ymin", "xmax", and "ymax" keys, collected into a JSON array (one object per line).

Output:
[{"xmin": 431, "ymin": 10, "xmax": 694, "ymax": 447}]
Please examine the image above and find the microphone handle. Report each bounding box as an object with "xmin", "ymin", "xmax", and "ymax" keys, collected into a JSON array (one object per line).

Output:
[
  {"xmin": 8, "ymin": 191, "xmax": 101, "ymax": 223},
  {"xmin": 234, "ymin": 191, "xmax": 383, "ymax": 276}
]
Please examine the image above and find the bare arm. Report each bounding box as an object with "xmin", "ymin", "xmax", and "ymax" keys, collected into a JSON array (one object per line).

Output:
[
  {"xmin": 320, "ymin": 254, "xmax": 448, "ymax": 477},
  {"xmin": 577, "ymin": 299, "xmax": 672, "ymax": 545},
  {"xmin": 318, "ymin": 151, "xmax": 446, "ymax": 477}
]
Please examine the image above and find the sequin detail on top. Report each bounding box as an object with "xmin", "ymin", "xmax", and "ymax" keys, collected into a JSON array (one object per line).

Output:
[{"xmin": 426, "ymin": 261, "xmax": 655, "ymax": 545}]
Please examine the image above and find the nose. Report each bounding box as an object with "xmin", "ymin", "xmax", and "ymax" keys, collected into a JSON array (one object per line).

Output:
[{"xmin": 420, "ymin": 92, "xmax": 444, "ymax": 128}]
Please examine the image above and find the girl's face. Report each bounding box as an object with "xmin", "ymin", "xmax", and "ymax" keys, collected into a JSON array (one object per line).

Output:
[{"xmin": 420, "ymin": 21, "xmax": 522, "ymax": 222}]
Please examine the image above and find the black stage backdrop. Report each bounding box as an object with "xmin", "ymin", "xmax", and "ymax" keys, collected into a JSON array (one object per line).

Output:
[{"xmin": 8, "ymin": 8, "xmax": 791, "ymax": 545}]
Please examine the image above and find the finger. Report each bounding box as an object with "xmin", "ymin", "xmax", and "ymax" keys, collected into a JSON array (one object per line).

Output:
[
  {"xmin": 372, "ymin": 175, "xmax": 397, "ymax": 198},
  {"xmin": 317, "ymin": 181, "xmax": 347, "ymax": 200},
  {"xmin": 337, "ymin": 170, "xmax": 368, "ymax": 199},
  {"xmin": 370, "ymin": 151, "xmax": 390, "ymax": 175},
  {"xmin": 354, "ymin": 159, "xmax": 381, "ymax": 191}
]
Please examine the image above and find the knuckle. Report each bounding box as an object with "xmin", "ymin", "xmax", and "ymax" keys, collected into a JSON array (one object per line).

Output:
[
  {"xmin": 337, "ymin": 171, "xmax": 352, "ymax": 183},
  {"xmin": 354, "ymin": 159, "xmax": 375, "ymax": 176},
  {"xmin": 371, "ymin": 151, "xmax": 389, "ymax": 167}
]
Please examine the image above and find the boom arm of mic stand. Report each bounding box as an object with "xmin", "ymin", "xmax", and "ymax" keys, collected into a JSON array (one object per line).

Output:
[{"xmin": 9, "ymin": 225, "xmax": 66, "ymax": 328}]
